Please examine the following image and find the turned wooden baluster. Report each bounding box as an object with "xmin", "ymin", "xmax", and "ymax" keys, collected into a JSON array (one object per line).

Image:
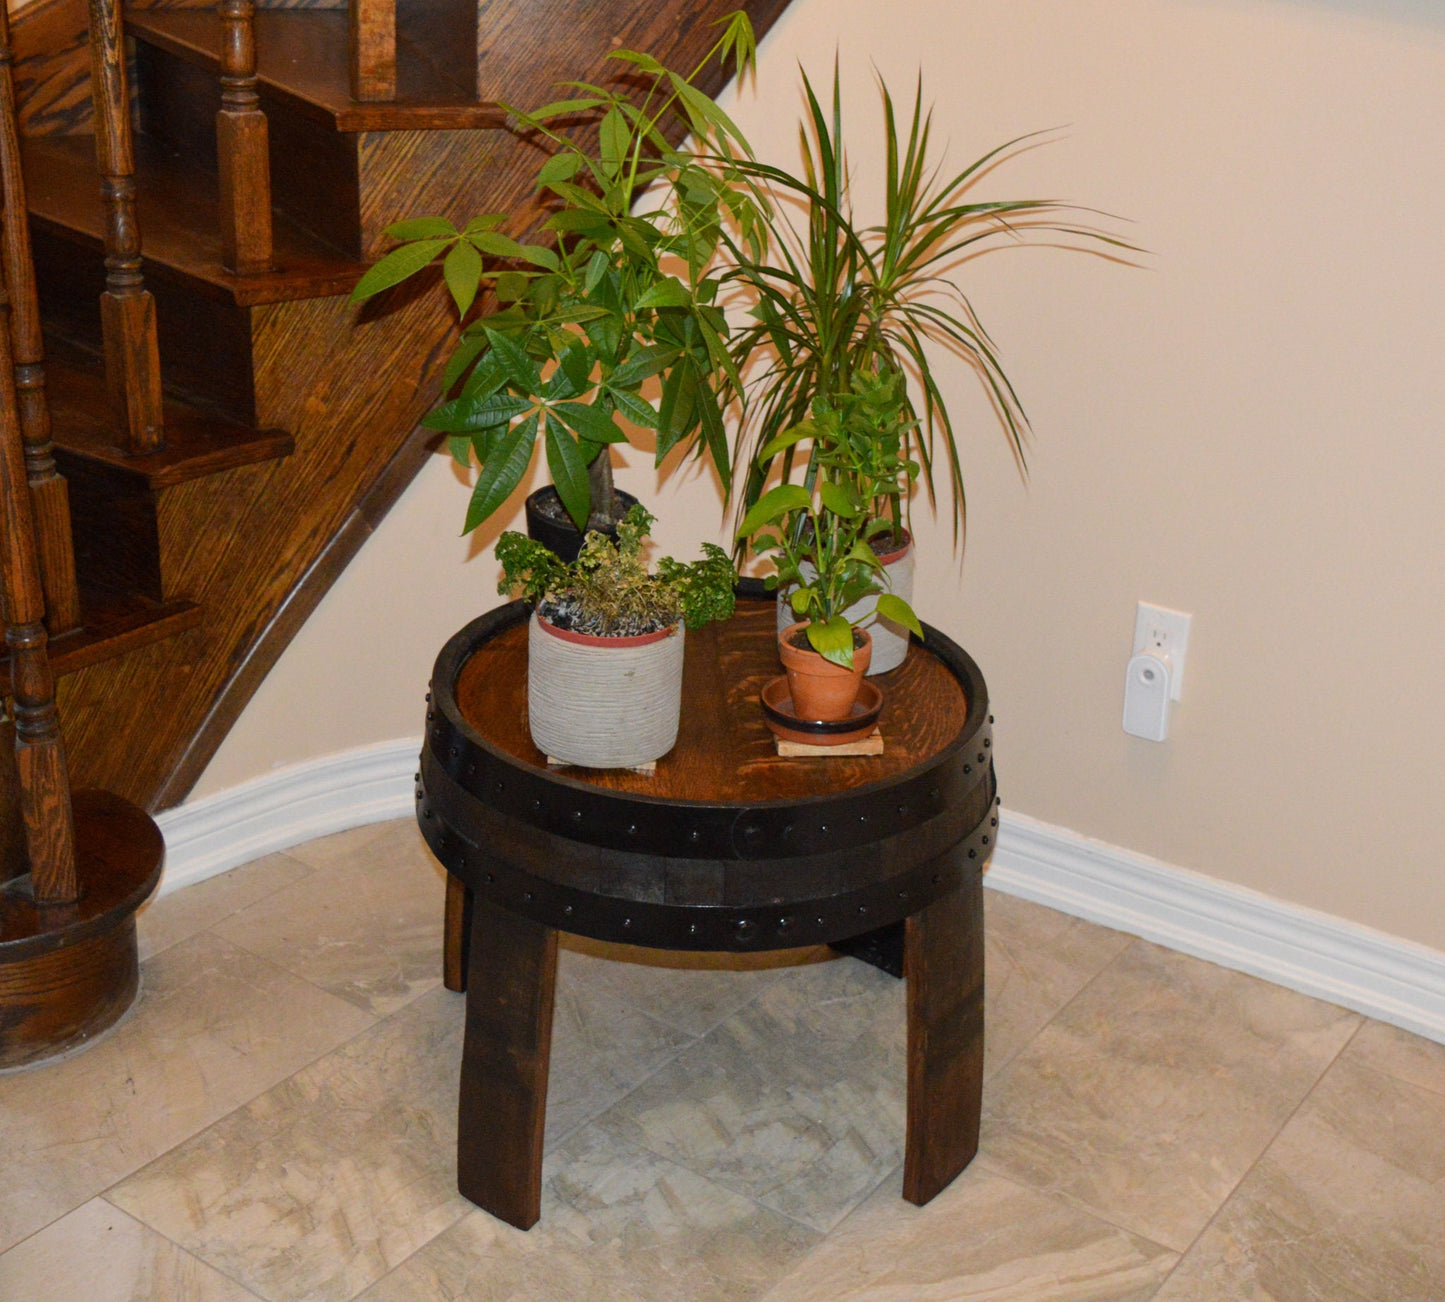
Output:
[
  {"xmin": 350, "ymin": 0, "xmax": 396, "ymax": 102},
  {"xmin": 86, "ymin": 0, "xmax": 164, "ymax": 454},
  {"xmin": 217, "ymin": 0, "xmax": 272, "ymax": 275},
  {"xmin": 0, "ymin": 269, "xmax": 78, "ymax": 904},
  {"xmin": 0, "ymin": 3, "xmax": 81, "ymax": 637}
]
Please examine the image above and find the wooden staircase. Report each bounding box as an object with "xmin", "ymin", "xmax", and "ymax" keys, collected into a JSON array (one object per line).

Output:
[{"xmin": 2, "ymin": 0, "xmax": 792, "ymax": 822}]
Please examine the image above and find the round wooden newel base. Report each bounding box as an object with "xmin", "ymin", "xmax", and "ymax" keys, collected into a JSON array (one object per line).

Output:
[{"xmin": 0, "ymin": 789, "xmax": 164, "ymax": 1071}]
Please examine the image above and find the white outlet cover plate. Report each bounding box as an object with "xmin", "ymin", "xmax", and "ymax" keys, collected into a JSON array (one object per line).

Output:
[{"xmin": 1133, "ymin": 602, "xmax": 1191, "ymax": 701}]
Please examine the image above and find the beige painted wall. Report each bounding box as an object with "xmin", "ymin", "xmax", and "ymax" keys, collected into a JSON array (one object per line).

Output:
[{"xmin": 195, "ymin": 0, "xmax": 1445, "ymax": 952}]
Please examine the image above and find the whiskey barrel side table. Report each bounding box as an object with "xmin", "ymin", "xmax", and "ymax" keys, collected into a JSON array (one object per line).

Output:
[{"xmin": 417, "ymin": 589, "xmax": 998, "ymax": 1230}]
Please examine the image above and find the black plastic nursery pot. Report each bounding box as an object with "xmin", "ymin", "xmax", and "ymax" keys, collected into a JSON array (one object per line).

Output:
[{"xmin": 524, "ymin": 487, "xmax": 640, "ymax": 562}]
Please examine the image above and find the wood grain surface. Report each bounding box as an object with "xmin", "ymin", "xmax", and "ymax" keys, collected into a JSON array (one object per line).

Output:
[{"xmin": 454, "ymin": 599, "xmax": 970, "ymax": 805}]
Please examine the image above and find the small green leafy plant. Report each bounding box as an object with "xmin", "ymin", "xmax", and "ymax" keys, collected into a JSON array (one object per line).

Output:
[
  {"xmin": 351, "ymin": 14, "xmax": 769, "ymax": 537},
  {"xmin": 736, "ymin": 371, "xmax": 924, "ymax": 669},
  {"xmin": 498, "ymin": 505, "xmax": 736, "ymax": 638}
]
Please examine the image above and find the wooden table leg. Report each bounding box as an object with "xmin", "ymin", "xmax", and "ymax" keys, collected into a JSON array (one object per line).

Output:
[
  {"xmin": 457, "ymin": 893, "xmax": 558, "ymax": 1230},
  {"xmin": 901, "ymin": 865, "xmax": 985, "ymax": 1205},
  {"xmin": 443, "ymin": 873, "xmax": 470, "ymax": 992}
]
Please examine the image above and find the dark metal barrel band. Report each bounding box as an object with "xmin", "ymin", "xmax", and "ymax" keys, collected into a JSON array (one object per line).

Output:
[{"xmin": 419, "ymin": 786, "xmax": 998, "ymax": 952}]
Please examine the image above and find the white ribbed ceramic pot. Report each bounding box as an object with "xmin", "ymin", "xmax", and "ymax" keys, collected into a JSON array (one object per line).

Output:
[
  {"xmin": 527, "ymin": 611, "xmax": 685, "ymax": 768},
  {"xmin": 775, "ymin": 532, "xmax": 915, "ymax": 675}
]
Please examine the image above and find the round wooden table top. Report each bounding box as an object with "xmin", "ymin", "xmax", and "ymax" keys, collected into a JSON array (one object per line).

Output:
[{"xmin": 452, "ymin": 593, "xmax": 975, "ymax": 805}]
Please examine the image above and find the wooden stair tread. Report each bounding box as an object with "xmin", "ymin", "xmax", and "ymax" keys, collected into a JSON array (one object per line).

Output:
[
  {"xmin": 21, "ymin": 134, "xmax": 363, "ymax": 306},
  {"xmin": 1, "ymin": 596, "xmax": 203, "ymax": 679},
  {"xmin": 43, "ymin": 350, "xmax": 292, "ymax": 489},
  {"xmin": 126, "ymin": 8, "xmax": 505, "ymax": 132}
]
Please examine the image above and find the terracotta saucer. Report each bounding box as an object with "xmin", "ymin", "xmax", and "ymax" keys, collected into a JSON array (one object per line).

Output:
[{"xmin": 760, "ymin": 675, "xmax": 884, "ymax": 746}]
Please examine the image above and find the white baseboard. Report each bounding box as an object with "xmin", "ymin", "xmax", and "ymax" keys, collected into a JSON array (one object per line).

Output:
[
  {"xmin": 989, "ymin": 810, "xmax": 1445, "ymax": 1045},
  {"xmin": 154, "ymin": 740, "xmax": 421, "ymax": 896},
  {"xmin": 155, "ymin": 744, "xmax": 1445, "ymax": 1045}
]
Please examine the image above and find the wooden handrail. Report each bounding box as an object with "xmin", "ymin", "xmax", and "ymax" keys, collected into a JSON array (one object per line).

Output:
[
  {"xmin": 217, "ymin": 0, "xmax": 273, "ymax": 275},
  {"xmin": 0, "ymin": 270, "xmax": 78, "ymax": 905},
  {"xmin": 350, "ymin": 0, "xmax": 396, "ymax": 102},
  {"xmin": 87, "ymin": 0, "xmax": 164, "ymax": 454},
  {"xmin": 0, "ymin": 1, "xmax": 81, "ymax": 637}
]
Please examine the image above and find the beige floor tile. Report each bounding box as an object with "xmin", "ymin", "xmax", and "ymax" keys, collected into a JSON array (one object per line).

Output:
[
  {"xmin": 138, "ymin": 853, "xmax": 315, "ymax": 961},
  {"xmin": 359, "ymin": 1125, "xmax": 819, "ymax": 1302},
  {"xmin": 211, "ymin": 820, "xmax": 446, "ymax": 1017},
  {"xmin": 983, "ymin": 890, "xmax": 1132, "ymax": 1078},
  {"xmin": 108, "ymin": 985, "xmax": 471, "ymax": 1302},
  {"xmin": 0, "ymin": 934, "xmax": 374, "ymax": 1255},
  {"xmin": 760, "ymin": 1162, "xmax": 1176, "ymax": 1302},
  {"xmin": 594, "ymin": 956, "xmax": 908, "ymax": 1234},
  {"xmin": 558, "ymin": 936, "xmax": 829, "ymax": 1038},
  {"xmin": 546, "ymin": 952, "xmax": 696, "ymax": 1142},
  {"xmin": 981, "ymin": 939, "xmax": 1361, "ymax": 1252},
  {"xmin": 1339, "ymin": 1017, "xmax": 1445, "ymax": 1099},
  {"xmin": 0, "ymin": 1198, "xmax": 262, "ymax": 1301},
  {"xmin": 277, "ymin": 820, "xmax": 407, "ymax": 872},
  {"xmin": 1155, "ymin": 1055, "xmax": 1445, "ymax": 1300}
]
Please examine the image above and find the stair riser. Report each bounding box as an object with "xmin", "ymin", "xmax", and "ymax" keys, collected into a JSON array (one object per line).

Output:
[
  {"xmin": 54, "ymin": 460, "xmax": 165, "ymax": 607},
  {"xmin": 30, "ymin": 228, "xmax": 258, "ymax": 425},
  {"xmin": 135, "ymin": 38, "xmax": 363, "ymax": 260}
]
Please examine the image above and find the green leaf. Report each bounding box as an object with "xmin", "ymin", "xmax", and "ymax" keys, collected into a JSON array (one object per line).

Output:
[
  {"xmin": 484, "ymin": 328, "xmax": 542, "ymax": 394},
  {"xmin": 555, "ymin": 401, "xmax": 627, "ymax": 445},
  {"xmin": 655, "ymin": 362, "xmax": 698, "ymax": 463},
  {"xmin": 818, "ymin": 479, "xmax": 861, "ymax": 518},
  {"xmin": 442, "ymin": 240, "xmax": 483, "ymax": 316},
  {"xmin": 385, "ymin": 216, "xmax": 456, "ymax": 241},
  {"xmin": 350, "ymin": 238, "xmax": 451, "ymax": 302},
  {"xmin": 447, "ymin": 434, "xmax": 473, "ymax": 468},
  {"xmin": 421, "ymin": 391, "xmax": 531, "ymax": 433},
  {"xmin": 462, "ymin": 213, "xmax": 507, "ymax": 234},
  {"xmin": 537, "ymin": 152, "xmax": 582, "ymax": 187},
  {"xmin": 519, "ymin": 244, "xmax": 559, "ymax": 272},
  {"xmin": 599, "ymin": 106, "xmax": 629, "ymax": 176},
  {"xmin": 464, "ymin": 414, "xmax": 538, "ymax": 533},
  {"xmin": 737, "ymin": 484, "xmax": 811, "ymax": 539},
  {"xmin": 756, "ymin": 420, "xmax": 816, "ymax": 462},
  {"xmin": 555, "ymin": 342, "xmax": 593, "ymax": 398},
  {"xmin": 875, "ymin": 593, "xmax": 924, "ymax": 640},
  {"xmin": 607, "ymin": 388, "xmax": 659, "ymax": 430},
  {"xmin": 543, "ymin": 413, "xmax": 591, "ymax": 528},
  {"xmin": 806, "ymin": 615, "xmax": 855, "ymax": 668},
  {"xmin": 468, "ymin": 231, "xmax": 527, "ymax": 260},
  {"xmin": 545, "ymin": 208, "xmax": 610, "ymax": 233},
  {"xmin": 609, "ymin": 343, "xmax": 678, "ymax": 389},
  {"xmin": 526, "ymin": 96, "xmax": 606, "ymax": 121},
  {"xmin": 606, "ymin": 48, "xmax": 664, "ymax": 74},
  {"xmin": 583, "ymin": 250, "xmax": 610, "ymax": 295}
]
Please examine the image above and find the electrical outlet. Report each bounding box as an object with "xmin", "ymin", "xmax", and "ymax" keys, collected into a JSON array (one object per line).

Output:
[{"xmin": 1133, "ymin": 602, "xmax": 1191, "ymax": 701}]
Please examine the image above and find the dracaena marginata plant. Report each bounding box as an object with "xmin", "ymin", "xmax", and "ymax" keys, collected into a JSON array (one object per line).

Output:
[
  {"xmin": 350, "ymin": 13, "xmax": 770, "ymax": 536},
  {"xmin": 736, "ymin": 369, "xmax": 924, "ymax": 670},
  {"xmin": 722, "ymin": 67, "xmax": 1134, "ymax": 555}
]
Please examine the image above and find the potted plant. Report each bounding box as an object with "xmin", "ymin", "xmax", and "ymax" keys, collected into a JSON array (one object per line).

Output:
[
  {"xmin": 737, "ymin": 370, "xmax": 924, "ymax": 724},
  {"xmin": 350, "ymin": 14, "xmax": 769, "ymax": 558},
  {"xmin": 722, "ymin": 69, "xmax": 1131, "ymax": 664},
  {"xmin": 497, "ymin": 505, "xmax": 736, "ymax": 768}
]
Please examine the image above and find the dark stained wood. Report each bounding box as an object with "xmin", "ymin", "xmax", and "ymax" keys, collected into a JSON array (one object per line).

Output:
[
  {"xmin": 217, "ymin": 0, "xmax": 274, "ymax": 275},
  {"xmin": 443, "ymin": 866, "xmax": 469, "ymax": 992},
  {"xmin": 0, "ymin": 0, "xmax": 81, "ymax": 636},
  {"xmin": 456, "ymin": 894, "xmax": 557, "ymax": 1231},
  {"xmin": 902, "ymin": 866, "xmax": 985, "ymax": 1205},
  {"xmin": 128, "ymin": 8, "xmax": 502, "ymax": 131},
  {"xmin": 40, "ymin": 596, "xmax": 202, "ymax": 676},
  {"xmin": 23, "ymin": 134, "xmax": 364, "ymax": 308},
  {"xmin": 453, "ymin": 604, "xmax": 970, "ymax": 805},
  {"xmin": 10, "ymin": 0, "xmax": 92, "ymax": 137},
  {"xmin": 349, "ymin": 0, "xmax": 396, "ymax": 103},
  {"xmin": 0, "ymin": 264, "xmax": 77, "ymax": 902},
  {"xmin": 0, "ymin": 787, "xmax": 163, "ymax": 1068},
  {"xmin": 87, "ymin": 0, "xmax": 165, "ymax": 452}
]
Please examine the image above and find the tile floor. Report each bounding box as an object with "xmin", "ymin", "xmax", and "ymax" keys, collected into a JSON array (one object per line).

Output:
[{"xmin": 3, "ymin": 817, "xmax": 1445, "ymax": 1300}]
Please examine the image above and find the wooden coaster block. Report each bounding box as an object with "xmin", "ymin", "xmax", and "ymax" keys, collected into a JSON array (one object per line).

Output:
[
  {"xmin": 775, "ymin": 729, "xmax": 884, "ymax": 758},
  {"xmin": 546, "ymin": 756, "xmax": 657, "ymax": 775}
]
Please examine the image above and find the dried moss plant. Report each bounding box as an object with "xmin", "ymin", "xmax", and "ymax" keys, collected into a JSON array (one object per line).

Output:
[{"xmin": 496, "ymin": 506, "xmax": 736, "ymax": 637}]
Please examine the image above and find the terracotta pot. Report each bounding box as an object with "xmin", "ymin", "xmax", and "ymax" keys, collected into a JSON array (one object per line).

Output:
[
  {"xmin": 775, "ymin": 529, "xmax": 914, "ymax": 675},
  {"xmin": 528, "ymin": 611, "xmax": 684, "ymax": 767},
  {"xmin": 778, "ymin": 622, "xmax": 873, "ymax": 722}
]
